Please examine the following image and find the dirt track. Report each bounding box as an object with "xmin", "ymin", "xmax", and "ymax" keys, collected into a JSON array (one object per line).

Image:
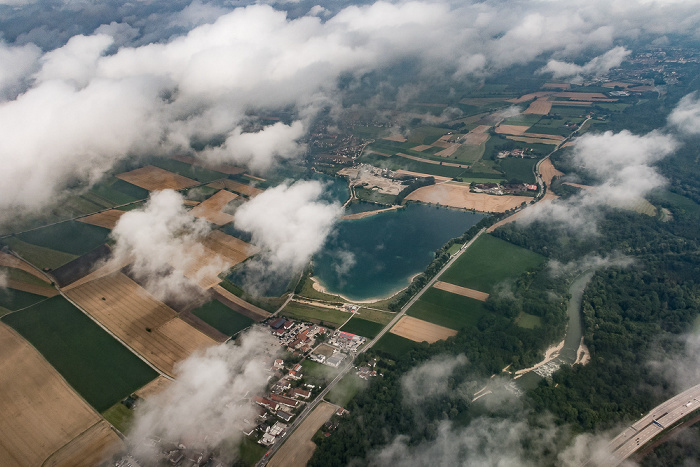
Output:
[
  {"xmin": 390, "ymin": 315, "xmax": 457, "ymax": 343},
  {"xmin": 116, "ymin": 166, "xmax": 198, "ymax": 191},
  {"xmin": 433, "ymin": 281, "xmax": 489, "ymax": 301},
  {"xmin": 405, "ymin": 184, "xmax": 526, "ymax": 213},
  {"xmin": 267, "ymin": 402, "xmax": 337, "ymax": 467},
  {"xmin": 43, "ymin": 421, "xmax": 123, "ymax": 467},
  {"xmin": 0, "ymin": 323, "xmax": 99, "ymax": 467}
]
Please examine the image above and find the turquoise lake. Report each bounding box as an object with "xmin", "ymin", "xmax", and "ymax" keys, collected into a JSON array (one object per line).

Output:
[{"xmin": 314, "ymin": 203, "xmax": 484, "ymax": 301}]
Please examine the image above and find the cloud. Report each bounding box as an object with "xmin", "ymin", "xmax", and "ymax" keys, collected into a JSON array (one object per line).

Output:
[
  {"xmin": 0, "ymin": 41, "xmax": 40, "ymax": 99},
  {"xmin": 649, "ymin": 330, "xmax": 700, "ymax": 394},
  {"xmin": 0, "ymin": 268, "xmax": 7, "ymax": 289},
  {"xmin": 539, "ymin": 46, "xmax": 631, "ymax": 81},
  {"xmin": 127, "ymin": 326, "xmax": 279, "ymax": 464},
  {"xmin": 232, "ymin": 180, "xmax": 343, "ymax": 294},
  {"xmin": 520, "ymin": 129, "xmax": 677, "ymax": 233},
  {"xmin": 109, "ymin": 189, "xmax": 229, "ymax": 303},
  {"xmin": 401, "ymin": 354, "xmax": 468, "ymax": 408},
  {"xmin": 668, "ymin": 92, "xmax": 700, "ymax": 135},
  {"xmin": 547, "ymin": 253, "xmax": 635, "ymax": 278}
]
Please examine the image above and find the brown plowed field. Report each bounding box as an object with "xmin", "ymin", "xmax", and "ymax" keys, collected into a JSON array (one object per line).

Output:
[
  {"xmin": 495, "ymin": 124, "xmax": 530, "ymax": 135},
  {"xmin": 171, "ymin": 155, "xmax": 245, "ymax": 175},
  {"xmin": 116, "ymin": 166, "xmax": 198, "ymax": 192},
  {"xmin": 268, "ymin": 402, "xmax": 337, "ymax": 467},
  {"xmin": 189, "ymin": 190, "xmax": 238, "ymax": 225},
  {"xmin": 462, "ymin": 125, "xmax": 491, "ymax": 145},
  {"xmin": 433, "ymin": 281, "xmax": 489, "ymax": 301},
  {"xmin": 405, "ymin": 184, "xmax": 526, "ymax": 213},
  {"xmin": 436, "ymin": 144, "xmax": 461, "ymax": 157},
  {"xmin": 0, "ymin": 323, "xmax": 99, "ymax": 467},
  {"xmin": 77, "ymin": 210, "xmax": 125, "ymax": 230},
  {"xmin": 0, "ymin": 251, "xmax": 49, "ymax": 281},
  {"xmin": 390, "ymin": 315, "xmax": 457, "ymax": 343},
  {"xmin": 211, "ymin": 285, "xmax": 270, "ymax": 321},
  {"xmin": 5, "ymin": 279, "xmax": 57, "ymax": 297},
  {"xmin": 134, "ymin": 376, "xmax": 172, "ymax": 399},
  {"xmin": 64, "ymin": 272, "xmax": 216, "ymax": 376},
  {"xmin": 43, "ymin": 421, "xmax": 123, "ymax": 467},
  {"xmin": 207, "ymin": 179, "xmax": 263, "ymax": 198},
  {"xmin": 203, "ymin": 230, "xmax": 257, "ymax": 265},
  {"xmin": 523, "ymin": 98, "xmax": 552, "ymax": 115},
  {"xmin": 507, "ymin": 92, "xmax": 552, "ymax": 103},
  {"xmin": 539, "ymin": 159, "xmax": 564, "ymax": 186}
]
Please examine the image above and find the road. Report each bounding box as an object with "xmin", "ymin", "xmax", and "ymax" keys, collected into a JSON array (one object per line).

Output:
[
  {"xmin": 597, "ymin": 383, "xmax": 700, "ymax": 466},
  {"xmin": 259, "ymin": 227, "xmax": 488, "ymax": 466}
]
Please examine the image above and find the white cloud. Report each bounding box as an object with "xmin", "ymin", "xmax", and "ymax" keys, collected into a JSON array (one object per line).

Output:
[
  {"xmin": 668, "ymin": 92, "xmax": 700, "ymax": 135},
  {"xmin": 539, "ymin": 46, "xmax": 631, "ymax": 80},
  {"xmin": 0, "ymin": 41, "xmax": 41, "ymax": 99}
]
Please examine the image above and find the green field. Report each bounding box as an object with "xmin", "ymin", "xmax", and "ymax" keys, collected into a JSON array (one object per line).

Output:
[
  {"xmin": 407, "ymin": 126, "xmax": 451, "ymax": 145},
  {"xmin": 373, "ymin": 333, "xmax": 418, "ymax": 358},
  {"xmin": 440, "ymin": 234, "xmax": 545, "ymax": 293},
  {"xmin": 301, "ymin": 359, "xmax": 341, "ymax": 385},
  {"xmin": 502, "ymin": 114, "xmax": 542, "ymax": 127},
  {"xmin": 362, "ymin": 153, "xmax": 467, "ymax": 178},
  {"xmin": 17, "ymin": 221, "xmax": 110, "ymax": 256},
  {"xmin": 0, "ymin": 288, "xmax": 46, "ymax": 314},
  {"xmin": 2, "ymin": 237, "xmax": 78, "ymax": 270},
  {"xmin": 0, "ymin": 266, "xmax": 53, "ymax": 288},
  {"xmin": 499, "ymin": 158, "xmax": 537, "ymax": 184},
  {"xmin": 90, "ymin": 177, "xmax": 149, "ymax": 205},
  {"xmin": 452, "ymin": 143, "xmax": 487, "ymax": 164},
  {"xmin": 356, "ymin": 307, "xmax": 394, "ymax": 325},
  {"xmin": 340, "ymin": 317, "xmax": 385, "ymax": 339},
  {"xmin": 281, "ymin": 302, "xmax": 350, "ymax": 328},
  {"xmin": 325, "ymin": 373, "xmax": 368, "ymax": 407},
  {"xmin": 103, "ymin": 402, "xmax": 134, "ymax": 434},
  {"xmin": 515, "ymin": 312, "xmax": 542, "ymax": 329},
  {"xmin": 191, "ymin": 299, "xmax": 254, "ymax": 336},
  {"xmin": 407, "ymin": 288, "xmax": 488, "ymax": 330},
  {"xmin": 239, "ymin": 436, "xmax": 268, "ymax": 466},
  {"xmin": 354, "ymin": 187, "xmax": 397, "ymax": 206},
  {"xmin": 150, "ymin": 158, "xmax": 226, "ymax": 183},
  {"xmin": 2, "ymin": 296, "xmax": 158, "ymax": 412}
]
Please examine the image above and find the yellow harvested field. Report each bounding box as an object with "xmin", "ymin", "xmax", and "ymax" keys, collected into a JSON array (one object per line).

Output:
[
  {"xmin": 61, "ymin": 257, "xmax": 127, "ymax": 292},
  {"xmin": 507, "ymin": 136, "xmax": 561, "ymax": 145},
  {"xmin": 268, "ymin": 402, "xmax": 337, "ymax": 467},
  {"xmin": 183, "ymin": 199, "xmax": 200, "ymax": 207},
  {"xmin": 211, "ymin": 285, "xmax": 270, "ymax": 321},
  {"xmin": 0, "ymin": 251, "xmax": 49, "ymax": 282},
  {"xmin": 507, "ymin": 92, "xmax": 552, "ymax": 103},
  {"xmin": 171, "ymin": 155, "xmax": 244, "ymax": 175},
  {"xmin": 390, "ymin": 315, "xmax": 457, "ymax": 343},
  {"xmin": 5, "ymin": 279, "xmax": 58, "ymax": 297},
  {"xmin": 542, "ymin": 83, "xmax": 571, "ymax": 89},
  {"xmin": 562, "ymin": 141, "xmax": 576, "ymax": 148},
  {"xmin": 395, "ymin": 170, "xmax": 452, "ymax": 181},
  {"xmin": 383, "ymin": 134, "xmax": 407, "ymax": 142},
  {"xmin": 135, "ymin": 376, "xmax": 172, "ymax": 399},
  {"xmin": 203, "ymin": 230, "xmax": 257, "ymax": 265},
  {"xmin": 207, "ymin": 179, "xmax": 263, "ymax": 198},
  {"xmin": 396, "ymin": 153, "xmax": 470, "ymax": 169},
  {"xmin": 435, "ymin": 144, "xmax": 461, "ymax": 157},
  {"xmin": 43, "ymin": 421, "xmax": 123, "ymax": 467},
  {"xmin": 433, "ymin": 281, "xmax": 489, "ymax": 301},
  {"xmin": 462, "ymin": 125, "xmax": 491, "ymax": 145},
  {"xmin": 189, "ymin": 190, "xmax": 238, "ymax": 225},
  {"xmin": 411, "ymin": 144, "xmax": 432, "ymax": 151},
  {"xmin": 539, "ymin": 159, "xmax": 564, "ymax": 186},
  {"xmin": 65, "ymin": 272, "xmax": 216, "ymax": 376},
  {"xmin": 555, "ymin": 92, "xmax": 614, "ymax": 101},
  {"xmin": 116, "ymin": 166, "xmax": 198, "ymax": 192},
  {"xmin": 495, "ymin": 124, "xmax": 530, "ymax": 135},
  {"xmin": 77, "ymin": 209, "xmax": 125, "ymax": 230},
  {"xmin": 603, "ymin": 81, "xmax": 633, "ymax": 88},
  {"xmin": 523, "ymin": 97, "xmax": 552, "ymax": 115},
  {"xmin": 405, "ymin": 184, "xmax": 526, "ymax": 213},
  {"xmin": 0, "ymin": 324, "xmax": 99, "ymax": 467}
]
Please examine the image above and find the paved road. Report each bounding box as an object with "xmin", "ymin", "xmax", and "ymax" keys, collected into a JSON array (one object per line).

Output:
[
  {"xmin": 259, "ymin": 227, "xmax": 488, "ymax": 466},
  {"xmin": 598, "ymin": 383, "xmax": 700, "ymax": 466}
]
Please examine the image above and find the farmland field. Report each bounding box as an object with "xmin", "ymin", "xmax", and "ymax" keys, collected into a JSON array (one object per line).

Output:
[
  {"xmin": 340, "ymin": 317, "xmax": 384, "ymax": 339},
  {"xmin": 2, "ymin": 296, "xmax": 158, "ymax": 412},
  {"xmin": 16, "ymin": 220, "xmax": 110, "ymax": 256},
  {"xmin": 407, "ymin": 288, "xmax": 488, "ymax": 330},
  {"xmin": 191, "ymin": 299, "xmax": 255, "ymax": 336},
  {"xmin": 373, "ymin": 332, "xmax": 419, "ymax": 358},
  {"xmin": 77, "ymin": 209, "xmax": 125, "ymax": 230},
  {"xmin": 356, "ymin": 307, "xmax": 394, "ymax": 325},
  {"xmin": 282, "ymin": 302, "xmax": 350, "ymax": 328},
  {"xmin": 390, "ymin": 315, "xmax": 457, "ymax": 343},
  {"xmin": 102, "ymin": 402, "xmax": 134, "ymax": 434},
  {"xmin": 150, "ymin": 158, "xmax": 227, "ymax": 183},
  {"xmin": 116, "ymin": 165, "xmax": 198, "ymax": 191},
  {"xmin": 189, "ymin": 189, "xmax": 237, "ymax": 225},
  {"xmin": 499, "ymin": 158, "xmax": 537, "ymax": 184},
  {"xmin": 0, "ymin": 288, "xmax": 46, "ymax": 314},
  {"xmin": 405, "ymin": 183, "xmax": 527, "ymax": 212},
  {"xmin": 90, "ymin": 177, "xmax": 149, "ymax": 205},
  {"xmin": 440, "ymin": 234, "xmax": 544, "ymax": 293},
  {"xmin": 301, "ymin": 359, "xmax": 341, "ymax": 385},
  {"xmin": 43, "ymin": 420, "xmax": 123, "ymax": 467},
  {"xmin": 2, "ymin": 236, "xmax": 78, "ymax": 270},
  {"xmin": 433, "ymin": 281, "xmax": 490, "ymax": 301}
]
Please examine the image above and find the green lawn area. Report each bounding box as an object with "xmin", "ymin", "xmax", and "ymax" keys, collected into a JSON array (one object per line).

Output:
[
  {"xmin": 356, "ymin": 307, "xmax": 394, "ymax": 325},
  {"xmin": 16, "ymin": 220, "xmax": 110, "ymax": 256},
  {"xmin": 515, "ymin": 312, "xmax": 542, "ymax": 329},
  {"xmin": 0, "ymin": 288, "xmax": 46, "ymax": 313},
  {"xmin": 499, "ymin": 158, "xmax": 537, "ymax": 184},
  {"xmin": 452, "ymin": 143, "xmax": 487, "ymax": 164},
  {"xmin": 281, "ymin": 302, "xmax": 350, "ymax": 328},
  {"xmin": 297, "ymin": 277, "xmax": 346, "ymax": 303},
  {"xmin": 440, "ymin": 234, "xmax": 545, "ymax": 293},
  {"xmin": 354, "ymin": 187, "xmax": 397, "ymax": 206},
  {"xmin": 0, "ymin": 266, "xmax": 53, "ymax": 288},
  {"xmin": 340, "ymin": 317, "xmax": 385, "ymax": 339},
  {"xmin": 102, "ymin": 402, "xmax": 135, "ymax": 434},
  {"xmin": 407, "ymin": 126, "xmax": 451, "ymax": 145},
  {"xmin": 373, "ymin": 333, "xmax": 419, "ymax": 359},
  {"xmin": 191, "ymin": 299, "xmax": 254, "ymax": 336},
  {"xmin": 238, "ymin": 436, "xmax": 268, "ymax": 466},
  {"xmin": 325, "ymin": 373, "xmax": 368, "ymax": 407},
  {"xmin": 447, "ymin": 244, "xmax": 461, "ymax": 255},
  {"xmin": 2, "ymin": 237, "xmax": 78, "ymax": 270},
  {"xmin": 2, "ymin": 296, "xmax": 158, "ymax": 412},
  {"xmin": 502, "ymin": 114, "xmax": 542, "ymax": 127},
  {"xmin": 407, "ymin": 288, "xmax": 488, "ymax": 330}
]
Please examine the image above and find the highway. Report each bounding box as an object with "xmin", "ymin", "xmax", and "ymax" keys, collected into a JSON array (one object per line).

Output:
[
  {"xmin": 599, "ymin": 383, "xmax": 700, "ymax": 466},
  {"xmin": 258, "ymin": 227, "xmax": 488, "ymax": 466}
]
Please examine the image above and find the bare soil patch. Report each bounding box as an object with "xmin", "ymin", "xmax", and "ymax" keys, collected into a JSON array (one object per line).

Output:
[
  {"xmin": 411, "ymin": 144, "xmax": 433, "ymax": 151},
  {"xmin": 189, "ymin": 190, "xmax": 238, "ymax": 225},
  {"xmin": 435, "ymin": 144, "xmax": 462, "ymax": 158},
  {"xmin": 77, "ymin": 210, "xmax": 125, "ymax": 230},
  {"xmin": 390, "ymin": 315, "xmax": 457, "ymax": 343},
  {"xmin": 65, "ymin": 272, "xmax": 216, "ymax": 376},
  {"xmin": 116, "ymin": 166, "xmax": 198, "ymax": 192},
  {"xmin": 395, "ymin": 170, "xmax": 452, "ymax": 181},
  {"xmin": 207, "ymin": 179, "xmax": 263, "ymax": 198},
  {"xmin": 539, "ymin": 159, "xmax": 564, "ymax": 186},
  {"xmin": 43, "ymin": 421, "xmax": 123, "ymax": 467},
  {"xmin": 0, "ymin": 323, "xmax": 99, "ymax": 467},
  {"xmin": 507, "ymin": 92, "xmax": 553, "ymax": 104},
  {"xmin": 406, "ymin": 184, "xmax": 526, "ymax": 213},
  {"xmin": 495, "ymin": 124, "xmax": 530, "ymax": 135},
  {"xmin": 433, "ymin": 281, "xmax": 489, "ymax": 301},
  {"xmin": 5, "ymin": 279, "xmax": 57, "ymax": 297},
  {"xmin": 135, "ymin": 376, "xmax": 172, "ymax": 399},
  {"xmin": 462, "ymin": 125, "xmax": 491, "ymax": 145},
  {"xmin": 268, "ymin": 402, "xmax": 337, "ymax": 467},
  {"xmin": 506, "ymin": 136, "xmax": 562, "ymax": 145}
]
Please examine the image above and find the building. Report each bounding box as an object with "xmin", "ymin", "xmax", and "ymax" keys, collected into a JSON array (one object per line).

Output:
[
  {"xmin": 277, "ymin": 410, "xmax": 294, "ymax": 422},
  {"xmin": 288, "ymin": 387, "xmax": 311, "ymax": 399},
  {"xmin": 326, "ymin": 354, "xmax": 344, "ymax": 367},
  {"xmin": 270, "ymin": 394, "xmax": 300, "ymax": 409}
]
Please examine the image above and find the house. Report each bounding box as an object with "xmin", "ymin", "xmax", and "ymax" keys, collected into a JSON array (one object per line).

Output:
[
  {"xmin": 269, "ymin": 318, "xmax": 286, "ymax": 330},
  {"xmin": 288, "ymin": 370, "xmax": 302, "ymax": 380},
  {"xmin": 270, "ymin": 394, "xmax": 300, "ymax": 409},
  {"xmin": 326, "ymin": 355, "xmax": 344, "ymax": 367},
  {"xmin": 288, "ymin": 388, "xmax": 311, "ymax": 399},
  {"xmin": 259, "ymin": 432, "xmax": 276, "ymax": 446},
  {"xmin": 253, "ymin": 396, "xmax": 279, "ymax": 412},
  {"xmin": 273, "ymin": 359, "xmax": 284, "ymax": 369},
  {"xmin": 277, "ymin": 410, "xmax": 294, "ymax": 422},
  {"xmin": 269, "ymin": 422, "xmax": 287, "ymax": 436}
]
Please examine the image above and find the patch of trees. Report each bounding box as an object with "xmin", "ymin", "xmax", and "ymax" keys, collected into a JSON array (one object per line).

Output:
[{"xmin": 395, "ymin": 177, "xmax": 435, "ymax": 204}]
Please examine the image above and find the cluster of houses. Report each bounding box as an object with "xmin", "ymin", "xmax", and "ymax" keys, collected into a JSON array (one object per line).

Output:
[
  {"xmin": 327, "ymin": 330, "xmax": 366, "ymax": 353},
  {"xmin": 472, "ymin": 182, "xmax": 538, "ymax": 195},
  {"xmin": 115, "ymin": 436, "xmax": 223, "ymax": 467},
  {"xmin": 267, "ymin": 317, "xmax": 328, "ymax": 353},
  {"xmin": 357, "ymin": 358, "xmax": 379, "ymax": 380}
]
